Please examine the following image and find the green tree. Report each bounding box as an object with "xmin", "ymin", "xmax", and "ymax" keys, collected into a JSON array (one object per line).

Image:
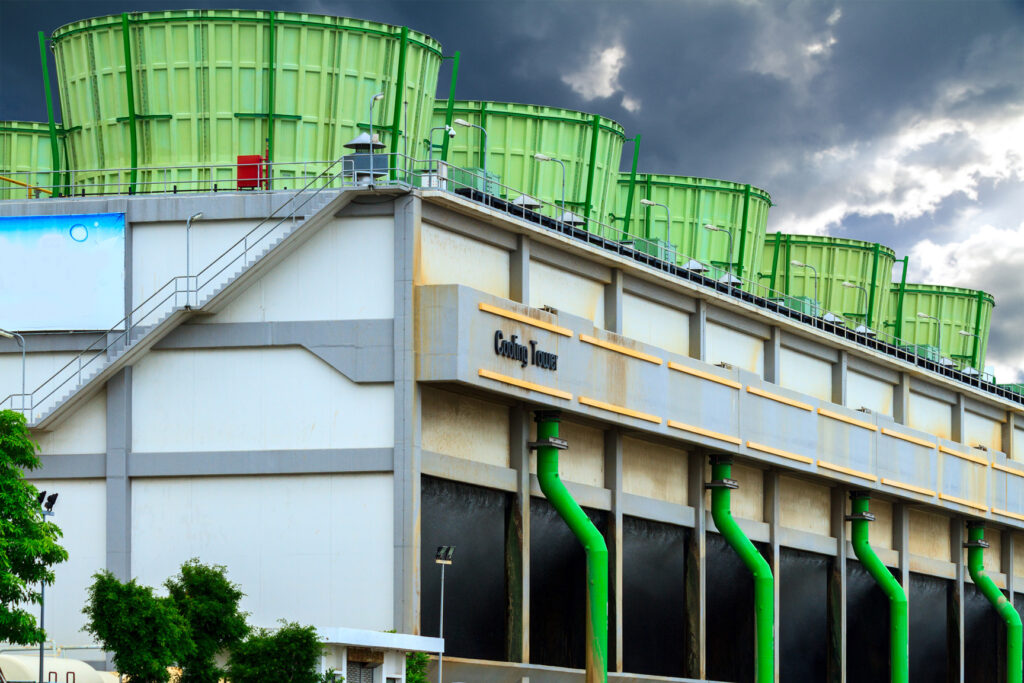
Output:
[
  {"xmin": 227, "ymin": 621, "xmax": 326, "ymax": 683},
  {"xmin": 82, "ymin": 570, "xmax": 195, "ymax": 683},
  {"xmin": 405, "ymin": 651, "xmax": 429, "ymax": 683},
  {"xmin": 165, "ymin": 559, "xmax": 249, "ymax": 683},
  {"xmin": 0, "ymin": 409, "xmax": 68, "ymax": 644}
]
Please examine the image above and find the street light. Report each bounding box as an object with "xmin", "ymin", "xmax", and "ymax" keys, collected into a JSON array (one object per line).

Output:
[
  {"xmin": 185, "ymin": 212, "xmax": 203, "ymax": 307},
  {"xmin": 454, "ymin": 119, "xmax": 488, "ymax": 191},
  {"xmin": 917, "ymin": 312, "xmax": 952, "ymax": 366},
  {"xmin": 435, "ymin": 546, "xmax": 455, "ymax": 683},
  {"xmin": 958, "ymin": 330, "xmax": 981, "ymax": 374},
  {"xmin": 704, "ymin": 224, "xmax": 737, "ymax": 286},
  {"xmin": 0, "ymin": 328, "xmax": 26, "ymax": 412},
  {"xmin": 427, "ymin": 125, "xmax": 456, "ymax": 173},
  {"xmin": 369, "ymin": 93, "xmax": 384, "ymax": 179},
  {"xmin": 841, "ymin": 281, "xmax": 873, "ymax": 334},
  {"xmin": 534, "ymin": 153, "xmax": 566, "ymax": 228},
  {"xmin": 790, "ymin": 260, "xmax": 819, "ymax": 316},
  {"xmin": 38, "ymin": 490, "xmax": 58, "ymax": 683}
]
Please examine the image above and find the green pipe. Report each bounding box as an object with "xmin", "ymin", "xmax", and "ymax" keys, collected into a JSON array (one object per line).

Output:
[
  {"xmin": 440, "ymin": 51, "xmax": 460, "ymax": 162},
  {"xmin": 894, "ymin": 257, "xmax": 909, "ymax": 341},
  {"xmin": 736, "ymin": 184, "xmax": 751, "ymax": 279},
  {"xmin": 120, "ymin": 14, "xmax": 138, "ymax": 194},
  {"xmin": 583, "ymin": 113, "xmax": 600, "ymax": 230},
  {"xmin": 783, "ymin": 233, "xmax": 792, "ymax": 296},
  {"xmin": 267, "ymin": 12, "xmax": 277, "ymax": 170},
  {"xmin": 389, "ymin": 26, "xmax": 409, "ymax": 180},
  {"xmin": 38, "ymin": 31, "xmax": 61, "ymax": 197},
  {"xmin": 966, "ymin": 523, "xmax": 1023, "ymax": 683},
  {"xmin": 848, "ymin": 491, "xmax": 908, "ymax": 683},
  {"xmin": 708, "ymin": 455, "xmax": 774, "ymax": 683},
  {"xmin": 971, "ymin": 289, "xmax": 984, "ymax": 369},
  {"xmin": 534, "ymin": 411, "xmax": 607, "ymax": 683},
  {"xmin": 643, "ymin": 174, "xmax": 652, "ymax": 240},
  {"xmin": 769, "ymin": 232, "xmax": 782, "ymax": 292},
  {"xmin": 621, "ymin": 135, "xmax": 640, "ymax": 237},
  {"xmin": 868, "ymin": 242, "xmax": 881, "ymax": 328}
]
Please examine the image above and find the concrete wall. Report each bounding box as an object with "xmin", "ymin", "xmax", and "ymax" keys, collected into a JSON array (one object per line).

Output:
[
  {"xmin": 418, "ymin": 222, "xmax": 509, "ymax": 299},
  {"xmin": 622, "ymin": 436, "xmax": 688, "ymax": 505},
  {"xmin": 848, "ymin": 369, "xmax": 894, "ymax": 416},
  {"xmin": 421, "ymin": 386, "xmax": 509, "ymax": 467},
  {"xmin": 706, "ymin": 322, "xmax": 763, "ymax": 376},
  {"xmin": 529, "ymin": 261, "xmax": 605, "ymax": 329},
  {"xmin": 621, "ymin": 293, "xmax": 689, "ymax": 357},
  {"xmin": 779, "ymin": 347, "xmax": 832, "ymax": 402}
]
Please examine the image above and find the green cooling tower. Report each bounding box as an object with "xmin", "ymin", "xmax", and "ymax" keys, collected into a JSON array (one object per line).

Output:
[
  {"xmin": 0, "ymin": 121, "xmax": 66, "ymax": 198},
  {"xmin": 431, "ymin": 100, "xmax": 624, "ymax": 225},
  {"xmin": 611, "ymin": 172, "xmax": 772, "ymax": 282},
  {"xmin": 886, "ymin": 283, "xmax": 995, "ymax": 370},
  {"xmin": 50, "ymin": 10, "xmax": 442, "ymax": 193},
  {"xmin": 760, "ymin": 234, "xmax": 896, "ymax": 329}
]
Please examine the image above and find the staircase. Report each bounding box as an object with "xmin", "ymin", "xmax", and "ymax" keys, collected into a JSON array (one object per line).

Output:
[{"xmin": 1, "ymin": 160, "xmax": 370, "ymax": 430}]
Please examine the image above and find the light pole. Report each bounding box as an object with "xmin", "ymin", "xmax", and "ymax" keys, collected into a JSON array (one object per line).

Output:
[
  {"xmin": 958, "ymin": 330, "xmax": 981, "ymax": 374},
  {"xmin": 428, "ymin": 125, "xmax": 456, "ymax": 174},
  {"xmin": 917, "ymin": 312, "xmax": 951, "ymax": 365},
  {"xmin": 790, "ymin": 260, "xmax": 819, "ymax": 316},
  {"xmin": 368, "ymin": 92, "xmax": 384, "ymax": 179},
  {"xmin": 842, "ymin": 281, "xmax": 872, "ymax": 334},
  {"xmin": 0, "ymin": 328, "xmax": 26, "ymax": 412},
  {"xmin": 534, "ymin": 153, "xmax": 566, "ymax": 227},
  {"xmin": 37, "ymin": 490, "xmax": 58, "ymax": 683},
  {"xmin": 705, "ymin": 224, "xmax": 736, "ymax": 286},
  {"xmin": 454, "ymin": 119, "xmax": 488, "ymax": 192},
  {"xmin": 435, "ymin": 546, "xmax": 455, "ymax": 683},
  {"xmin": 185, "ymin": 212, "xmax": 203, "ymax": 307}
]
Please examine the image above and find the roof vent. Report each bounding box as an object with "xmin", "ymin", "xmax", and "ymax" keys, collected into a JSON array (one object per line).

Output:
[
  {"xmin": 682, "ymin": 259, "xmax": 708, "ymax": 273},
  {"xmin": 561, "ymin": 211, "xmax": 585, "ymax": 226},
  {"xmin": 512, "ymin": 194, "xmax": 541, "ymax": 209},
  {"xmin": 344, "ymin": 132, "xmax": 385, "ymax": 150}
]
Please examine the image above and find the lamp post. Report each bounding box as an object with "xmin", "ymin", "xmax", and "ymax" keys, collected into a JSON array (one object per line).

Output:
[
  {"xmin": 958, "ymin": 330, "xmax": 981, "ymax": 374},
  {"xmin": 185, "ymin": 212, "xmax": 203, "ymax": 307},
  {"xmin": 534, "ymin": 153, "xmax": 566, "ymax": 228},
  {"xmin": 790, "ymin": 260, "xmax": 819, "ymax": 316},
  {"xmin": 705, "ymin": 224, "xmax": 735, "ymax": 286},
  {"xmin": 428, "ymin": 125, "xmax": 456, "ymax": 173},
  {"xmin": 435, "ymin": 546, "xmax": 455, "ymax": 683},
  {"xmin": 37, "ymin": 490, "xmax": 58, "ymax": 683},
  {"xmin": 917, "ymin": 312, "xmax": 951, "ymax": 366},
  {"xmin": 842, "ymin": 281, "xmax": 872, "ymax": 333},
  {"xmin": 368, "ymin": 92, "xmax": 384, "ymax": 179},
  {"xmin": 0, "ymin": 328, "xmax": 26, "ymax": 412},
  {"xmin": 454, "ymin": 118, "xmax": 488, "ymax": 192}
]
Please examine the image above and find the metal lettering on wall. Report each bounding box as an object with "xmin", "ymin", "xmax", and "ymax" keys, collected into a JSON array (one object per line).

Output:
[{"xmin": 493, "ymin": 330, "xmax": 558, "ymax": 370}]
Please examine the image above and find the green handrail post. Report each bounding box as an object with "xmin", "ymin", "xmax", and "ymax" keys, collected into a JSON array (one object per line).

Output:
[
  {"xmin": 895, "ymin": 256, "xmax": 909, "ymax": 341},
  {"xmin": 867, "ymin": 242, "xmax": 881, "ymax": 328},
  {"xmin": 120, "ymin": 13, "xmax": 138, "ymax": 195},
  {"xmin": 966, "ymin": 522, "xmax": 1023, "ymax": 683},
  {"xmin": 848, "ymin": 491, "xmax": 908, "ymax": 683},
  {"xmin": 583, "ymin": 113, "xmax": 600, "ymax": 231},
  {"xmin": 533, "ymin": 411, "xmax": 608, "ymax": 683},
  {"xmin": 708, "ymin": 455, "xmax": 774, "ymax": 683},
  {"xmin": 38, "ymin": 31, "xmax": 61, "ymax": 197},
  {"xmin": 621, "ymin": 134, "xmax": 640, "ymax": 238},
  {"xmin": 389, "ymin": 26, "xmax": 409, "ymax": 180},
  {"xmin": 440, "ymin": 51, "xmax": 460, "ymax": 162}
]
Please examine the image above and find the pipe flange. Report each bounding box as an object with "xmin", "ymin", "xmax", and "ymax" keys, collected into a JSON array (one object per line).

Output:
[
  {"xmin": 528, "ymin": 436, "xmax": 568, "ymax": 451},
  {"xmin": 845, "ymin": 512, "xmax": 876, "ymax": 522},
  {"xmin": 706, "ymin": 478, "xmax": 739, "ymax": 490},
  {"xmin": 964, "ymin": 539, "xmax": 990, "ymax": 549}
]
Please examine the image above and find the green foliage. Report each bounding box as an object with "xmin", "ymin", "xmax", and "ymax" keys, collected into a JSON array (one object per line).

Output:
[
  {"xmin": 227, "ymin": 621, "xmax": 326, "ymax": 683},
  {"xmin": 82, "ymin": 570, "xmax": 195, "ymax": 683},
  {"xmin": 0, "ymin": 409, "xmax": 68, "ymax": 644},
  {"xmin": 405, "ymin": 651, "xmax": 429, "ymax": 683},
  {"xmin": 166, "ymin": 559, "xmax": 249, "ymax": 683}
]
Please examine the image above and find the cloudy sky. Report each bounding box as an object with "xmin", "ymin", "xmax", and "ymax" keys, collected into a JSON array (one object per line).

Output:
[{"xmin": 2, "ymin": 0, "xmax": 1022, "ymax": 379}]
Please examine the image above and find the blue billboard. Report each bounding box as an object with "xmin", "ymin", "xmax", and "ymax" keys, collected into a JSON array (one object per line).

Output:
[{"xmin": 0, "ymin": 213, "xmax": 125, "ymax": 331}]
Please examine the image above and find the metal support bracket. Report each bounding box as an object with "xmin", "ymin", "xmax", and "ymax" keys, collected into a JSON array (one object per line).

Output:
[
  {"xmin": 706, "ymin": 478, "xmax": 739, "ymax": 490},
  {"xmin": 845, "ymin": 511, "xmax": 876, "ymax": 522},
  {"xmin": 528, "ymin": 436, "xmax": 568, "ymax": 451}
]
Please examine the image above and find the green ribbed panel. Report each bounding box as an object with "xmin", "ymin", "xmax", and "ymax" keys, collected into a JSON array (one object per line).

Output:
[
  {"xmin": 613, "ymin": 173, "xmax": 772, "ymax": 279},
  {"xmin": 51, "ymin": 10, "xmax": 442, "ymax": 192},
  {"xmin": 0, "ymin": 121, "xmax": 58, "ymax": 198},
  {"xmin": 430, "ymin": 101, "xmax": 625, "ymax": 223},
  {"xmin": 885, "ymin": 283, "xmax": 995, "ymax": 367},
  {"xmin": 760, "ymin": 234, "xmax": 896, "ymax": 326}
]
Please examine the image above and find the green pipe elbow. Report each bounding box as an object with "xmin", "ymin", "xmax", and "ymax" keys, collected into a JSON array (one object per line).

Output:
[
  {"xmin": 535, "ymin": 411, "xmax": 608, "ymax": 683},
  {"xmin": 709, "ymin": 456, "xmax": 774, "ymax": 683},
  {"xmin": 848, "ymin": 492, "xmax": 908, "ymax": 683},
  {"xmin": 966, "ymin": 523, "xmax": 1022, "ymax": 683}
]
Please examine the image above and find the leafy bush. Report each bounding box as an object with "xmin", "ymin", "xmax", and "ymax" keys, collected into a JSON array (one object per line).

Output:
[
  {"xmin": 227, "ymin": 621, "xmax": 326, "ymax": 683},
  {"xmin": 405, "ymin": 651, "xmax": 429, "ymax": 683}
]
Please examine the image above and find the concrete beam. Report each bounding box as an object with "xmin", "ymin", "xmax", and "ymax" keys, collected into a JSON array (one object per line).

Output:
[
  {"xmin": 128, "ymin": 448, "xmax": 394, "ymax": 477},
  {"xmin": 26, "ymin": 454, "xmax": 105, "ymax": 479},
  {"xmin": 105, "ymin": 369, "xmax": 131, "ymax": 581},
  {"xmin": 763, "ymin": 327, "xmax": 781, "ymax": 384},
  {"xmin": 689, "ymin": 301, "xmax": 707, "ymax": 363},
  {"xmin": 510, "ymin": 235, "xmax": 530, "ymax": 304},
  {"xmin": 605, "ymin": 429, "xmax": 624, "ymax": 672},
  {"xmin": 763, "ymin": 469, "xmax": 781, "ymax": 681},
  {"xmin": 832, "ymin": 350, "xmax": 848, "ymax": 406},
  {"xmin": 828, "ymin": 486, "xmax": 848, "ymax": 683},
  {"xmin": 895, "ymin": 372, "xmax": 911, "ymax": 425},
  {"xmin": 604, "ymin": 270, "xmax": 624, "ymax": 335},
  {"xmin": 684, "ymin": 453, "xmax": 707, "ymax": 679},
  {"xmin": 507, "ymin": 405, "xmax": 530, "ymax": 662}
]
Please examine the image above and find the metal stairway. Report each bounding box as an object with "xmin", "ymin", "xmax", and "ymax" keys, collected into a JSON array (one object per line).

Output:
[{"xmin": 1, "ymin": 161, "xmax": 369, "ymax": 430}]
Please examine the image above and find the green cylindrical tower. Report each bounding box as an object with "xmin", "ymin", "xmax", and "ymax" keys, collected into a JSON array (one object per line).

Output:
[
  {"xmin": 611, "ymin": 172, "xmax": 772, "ymax": 281},
  {"xmin": 885, "ymin": 283, "xmax": 995, "ymax": 370},
  {"xmin": 51, "ymin": 10, "xmax": 443, "ymax": 193},
  {"xmin": 759, "ymin": 234, "xmax": 896, "ymax": 329},
  {"xmin": 0, "ymin": 121, "xmax": 65, "ymax": 198},
  {"xmin": 431, "ymin": 100, "xmax": 624, "ymax": 225}
]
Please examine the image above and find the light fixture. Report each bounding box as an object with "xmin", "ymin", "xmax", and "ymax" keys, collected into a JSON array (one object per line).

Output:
[
  {"xmin": 36, "ymin": 490, "xmax": 46, "ymax": 505},
  {"xmin": 533, "ymin": 153, "xmax": 552, "ymax": 162},
  {"xmin": 44, "ymin": 493, "xmax": 58, "ymax": 512},
  {"xmin": 639, "ymin": 198, "xmax": 656, "ymax": 206},
  {"xmin": 435, "ymin": 545, "xmax": 455, "ymax": 564}
]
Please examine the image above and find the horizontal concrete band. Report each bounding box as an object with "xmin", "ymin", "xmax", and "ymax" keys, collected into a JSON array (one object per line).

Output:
[
  {"xmin": 433, "ymin": 656, "xmax": 727, "ymax": 683},
  {"xmin": 28, "ymin": 448, "xmax": 394, "ymax": 479}
]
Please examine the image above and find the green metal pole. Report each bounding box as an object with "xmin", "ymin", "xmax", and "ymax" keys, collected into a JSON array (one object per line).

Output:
[
  {"xmin": 784, "ymin": 234, "xmax": 792, "ymax": 296},
  {"xmin": 971, "ymin": 290, "xmax": 984, "ymax": 370},
  {"xmin": 38, "ymin": 31, "xmax": 60, "ymax": 197},
  {"xmin": 769, "ymin": 232, "xmax": 782, "ymax": 293},
  {"xmin": 621, "ymin": 134, "xmax": 640, "ymax": 238},
  {"xmin": 735, "ymin": 184, "xmax": 751, "ymax": 279},
  {"xmin": 120, "ymin": 13, "xmax": 138, "ymax": 194},
  {"xmin": 849, "ymin": 491, "xmax": 908, "ymax": 683},
  {"xmin": 643, "ymin": 174, "xmax": 652, "ymax": 240},
  {"xmin": 966, "ymin": 522, "xmax": 1023, "ymax": 683},
  {"xmin": 267, "ymin": 12, "xmax": 277, "ymax": 173},
  {"xmin": 709, "ymin": 455, "xmax": 774, "ymax": 683},
  {"xmin": 440, "ymin": 51, "xmax": 460, "ymax": 162},
  {"xmin": 583, "ymin": 113, "xmax": 600, "ymax": 231},
  {"xmin": 534, "ymin": 411, "xmax": 608, "ymax": 683},
  {"xmin": 867, "ymin": 242, "xmax": 881, "ymax": 328},
  {"xmin": 895, "ymin": 257, "xmax": 909, "ymax": 341},
  {"xmin": 389, "ymin": 26, "xmax": 409, "ymax": 180}
]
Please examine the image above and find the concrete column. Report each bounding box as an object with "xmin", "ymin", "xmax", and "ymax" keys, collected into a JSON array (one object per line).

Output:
[
  {"xmin": 604, "ymin": 430, "xmax": 624, "ymax": 671},
  {"xmin": 690, "ymin": 300, "xmax": 707, "ymax": 362},
  {"xmin": 1003, "ymin": 531, "xmax": 1016, "ymax": 601},
  {"xmin": 393, "ymin": 194, "xmax": 423, "ymax": 633},
  {"xmin": 604, "ymin": 269, "xmax": 624, "ymax": 334},
  {"xmin": 684, "ymin": 452, "xmax": 707, "ymax": 678},
  {"xmin": 951, "ymin": 518, "xmax": 965, "ymax": 683},
  {"xmin": 763, "ymin": 327, "xmax": 781, "ymax": 384},
  {"xmin": 1002, "ymin": 412, "xmax": 1017, "ymax": 461},
  {"xmin": 952, "ymin": 393, "xmax": 966, "ymax": 445},
  {"xmin": 510, "ymin": 234, "xmax": 530, "ymax": 304},
  {"xmin": 832, "ymin": 350, "xmax": 848, "ymax": 406},
  {"xmin": 894, "ymin": 372, "xmax": 911, "ymax": 425},
  {"xmin": 828, "ymin": 486, "xmax": 848, "ymax": 683},
  {"xmin": 105, "ymin": 368, "xmax": 132, "ymax": 581},
  {"xmin": 507, "ymin": 405, "xmax": 531, "ymax": 662},
  {"xmin": 894, "ymin": 502, "xmax": 911, "ymax": 594},
  {"xmin": 763, "ymin": 469, "xmax": 781, "ymax": 681}
]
